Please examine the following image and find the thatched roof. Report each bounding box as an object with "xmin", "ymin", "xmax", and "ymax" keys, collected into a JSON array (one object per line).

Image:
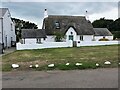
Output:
[
  {"xmin": 21, "ymin": 29, "xmax": 46, "ymax": 38},
  {"xmin": 0, "ymin": 8, "xmax": 8, "ymax": 18},
  {"xmin": 42, "ymin": 15, "xmax": 95, "ymax": 35},
  {"xmin": 94, "ymin": 28, "xmax": 113, "ymax": 36}
]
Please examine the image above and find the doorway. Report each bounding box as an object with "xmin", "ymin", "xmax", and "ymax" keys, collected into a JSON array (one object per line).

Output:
[{"xmin": 5, "ymin": 36, "xmax": 7, "ymax": 48}]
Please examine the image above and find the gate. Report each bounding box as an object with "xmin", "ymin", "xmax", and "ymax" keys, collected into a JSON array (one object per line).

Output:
[{"xmin": 73, "ymin": 41, "xmax": 77, "ymax": 47}]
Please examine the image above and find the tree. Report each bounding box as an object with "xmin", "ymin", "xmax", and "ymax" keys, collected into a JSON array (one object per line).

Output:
[
  {"xmin": 92, "ymin": 18, "xmax": 114, "ymax": 30},
  {"xmin": 12, "ymin": 18, "xmax": 38, "ymax": 42},
  {"xmin": 54, "ymin": 32, "xmax": 64, "ymax": 42},
  {"xmin": 92, "ymin": 18, "xmax": 120, "ymax": 39}
]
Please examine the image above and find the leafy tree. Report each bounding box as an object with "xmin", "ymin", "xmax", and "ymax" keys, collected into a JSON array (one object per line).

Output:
[
  {"xmin": 12, "ymin": 18, "xmax": 38, "ymax": 42},
  {"xmin": 92, "ymin": 18, "xmax": 114, "ymax": 30},
  {"xmin": 92, "ymin": 18, "xmax": 120, "ymax": 39},
  {"xmin": 54, "ymin": 32, "xmax": 64, "ymax": 42}
]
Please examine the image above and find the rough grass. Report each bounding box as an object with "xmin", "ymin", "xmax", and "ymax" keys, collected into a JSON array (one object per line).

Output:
[{"xmin": 2, "ymin": 45, "xmax": 119, "ymax": 71}]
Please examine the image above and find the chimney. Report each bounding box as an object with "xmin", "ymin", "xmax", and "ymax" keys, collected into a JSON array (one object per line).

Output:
[
  {"xmin": 44, "ymin": 9, "xmax": 48, "ymax": 18},
  {"xmin": 85, "ymin": 10, "xmax": 89, "ymax": 20}
]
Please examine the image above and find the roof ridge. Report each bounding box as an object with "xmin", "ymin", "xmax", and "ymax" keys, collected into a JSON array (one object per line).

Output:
[{"xmin": 48, "ymin": 15, "xmax": 85, "ymax": 18}]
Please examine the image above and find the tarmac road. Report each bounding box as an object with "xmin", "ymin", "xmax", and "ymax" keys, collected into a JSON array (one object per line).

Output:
[{"xmin": 2, "ymin": 68, "xmax": 118, "ymax": 88}]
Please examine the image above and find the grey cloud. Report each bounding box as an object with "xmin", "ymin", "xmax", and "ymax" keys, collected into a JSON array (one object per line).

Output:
[{"xmin": 1, "ymin": 2, "xmax": 118, "ymax": 27}]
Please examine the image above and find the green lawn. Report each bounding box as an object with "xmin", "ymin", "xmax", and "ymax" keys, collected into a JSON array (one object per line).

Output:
[{"xmin": 2, "ymin": 45, "xmax": 119, "ymax": 71}]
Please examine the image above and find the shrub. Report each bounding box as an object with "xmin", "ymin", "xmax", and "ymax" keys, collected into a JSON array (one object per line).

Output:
[{"xmin": 99, "ymin": 38, "xmax": 109, "ymax": 41}]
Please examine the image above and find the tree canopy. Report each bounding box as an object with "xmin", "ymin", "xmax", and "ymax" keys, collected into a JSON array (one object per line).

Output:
[
  {"xmin": 12, "ymin": 18, "xmax": 38, "ymax": 42},
  {"xmin": 92, "ymin": 18, "xmax": 120, "ymax": 39}
]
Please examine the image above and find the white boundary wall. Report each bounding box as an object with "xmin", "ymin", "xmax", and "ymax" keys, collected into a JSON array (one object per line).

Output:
[
  {"xmin": 77, "ymin": 41, "xmax": 118, "ymax": 47},
  {"xmin": 17, "ymin": 41, "xmax": 73, "ymax": 50}
]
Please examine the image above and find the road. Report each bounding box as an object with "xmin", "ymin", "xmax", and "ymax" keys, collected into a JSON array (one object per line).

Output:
[{"xmin": 2, "ymin": 68, "xmax": 118, "ymax": 88}]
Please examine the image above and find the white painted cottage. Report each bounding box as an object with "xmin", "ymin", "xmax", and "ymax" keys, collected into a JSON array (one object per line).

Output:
[
  {"xmin": 0, "ymin": 8, "xmax": 16, "ymax": 49},
  {"xmin": 21, "ymin": 9, "xmax": 113, "ymax": 47}
]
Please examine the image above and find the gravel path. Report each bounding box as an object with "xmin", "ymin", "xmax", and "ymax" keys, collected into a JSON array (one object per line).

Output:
[{"xmin": 2, "ymin": 68, "xmax": 118, "ymax": 88}]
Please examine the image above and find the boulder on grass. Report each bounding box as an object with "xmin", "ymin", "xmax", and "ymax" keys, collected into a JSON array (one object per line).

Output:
[
  {"xmin": 48, "ymin": 64, "xmax": 54, "ymax": 68},
  {"xmin": 76, "ymin": 63, "xmax": 82, "ymax": 66},
  {"xmin": 12, "ymin": 64, "xmax": 19, "ymax": 69},
  {"xmin": 104, "ymin": 61, "xmax": 111, "ymax": 65},
  {"xmin": 66, "ymin": 63, "xmax": 70, "ymax": 66},
  {"xmin": 96, "ymin": 63, "xmax": 99, "ymax": 67},
  {"xmin": 29, "ymin": 65, "xmax": 33, "ymax": 68},
  {"xmin": 35, "ymin": 64, "xmax": 39, "ymax": 68}
]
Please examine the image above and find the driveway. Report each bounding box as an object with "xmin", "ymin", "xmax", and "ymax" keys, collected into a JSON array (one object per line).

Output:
[{"xmin": 2, "ymin": 68, "xmax": 118, "ymax": 88}]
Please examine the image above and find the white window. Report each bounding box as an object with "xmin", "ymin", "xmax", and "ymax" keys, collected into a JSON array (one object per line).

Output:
[
  {"xmin": 36, "ymin": 38, "xmax": 41, "ymax": 43},
  {"xmin": 55, "ymin": 22, "xmax": 60, "ymax": 29},
  {"xmin": 80, "ymin": 35, "xmax": 83, "ymax": 41},
  {"xmin": 11, "ymin": 23, "xmax": 13, "ymax": 31}
]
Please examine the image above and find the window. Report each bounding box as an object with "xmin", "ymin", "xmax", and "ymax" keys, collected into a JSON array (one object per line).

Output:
[
  {"xmin": 71, "ymin": 32, "xmax": 73, "ymax": 35},
  {"xmin": 11, "ymin": 23, "xmax": 13, "ymax": 31},
  {"xmin": 69, "ymin": 35, "xmax": 73, "ymax": 40},
  {"xmin": 55, "ymin": 22, "xmax": 60, "ymax": 29},
  {"xmin": 43, "ymin": 38, "xmax": 46, "ymax": 40},
  {"xmin": 36, "ymin": 38, "xmax": 41, "ymax": 43},
  {"xmin": 80, "ymin": 35, "xmax": 83, "ymax": 41}
]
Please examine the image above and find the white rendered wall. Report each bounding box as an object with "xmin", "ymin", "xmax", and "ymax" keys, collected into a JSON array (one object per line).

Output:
[
  {"xmin": 66, "ymin": 27, "xmax": 77, "ymax": 41},
  {"xmin": 24, "ymin": 38, "xmax": 36, "ymax": 44},
  {"xmin": 22, "ymin": 38, "xmax": 46, "ymax": 44},
  {"xmin": 2, "ymin": 10, "xmax": 16, "ymax": 48},
  {"xmin": 0, "ymin": 19, "xmax": 2, "ymax": 43},
  {"xmin": 77, "ymin": 41, "xmax": 118, "ymax": 47},
  {"xmin": 94, "ymin": 36, "xmax": 113, "ymax": 41},
  {"xmin": 45, "ymin": 36, "xmax": 55, "ymax": 42},
  {"xmin": 16, "ymin": 41, "xmax": 73, "ymax": 50},
  {"xmin": 83, "ymin": 35, "xmax": 93, "ymax": 41}
]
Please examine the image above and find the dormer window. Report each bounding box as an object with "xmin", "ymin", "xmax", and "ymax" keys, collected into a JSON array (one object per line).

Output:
[{"xmin": 55, "ymin": 22, "xmax": 60, "ymax": 29}]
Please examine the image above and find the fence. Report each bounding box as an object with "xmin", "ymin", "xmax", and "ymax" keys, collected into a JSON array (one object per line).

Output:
[
  {"xmin": 17, "ymin": 41, "xmax": 119, "ymax": 50},
  {"xmin": 77, "ymin": 41, "xmax": 118, "ymax": 47},
  {"xmin": 16, "ymin": 41, "xmax": 73, "ymax": 50}
]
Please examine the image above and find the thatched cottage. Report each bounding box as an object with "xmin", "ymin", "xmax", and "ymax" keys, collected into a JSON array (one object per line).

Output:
[{"xmin": 21, "ymin": 9, "xmax": 113, "ymax": 44}]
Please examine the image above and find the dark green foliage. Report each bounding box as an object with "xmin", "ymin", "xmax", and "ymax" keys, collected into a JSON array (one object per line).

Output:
[
  {"xmin": 54, "ymin": 32, "xmax": 64, "ymax": 42},
  {"xmin": 92, "ymin": 18, "xmax": 120, "ymax": 39},
  {"xmin": 11, "ymin": 18, "xmax": 38, "ymax": 42},
  {"xmin": 92, "ymin": 18, "xmax": 114, "ymax": 29}
]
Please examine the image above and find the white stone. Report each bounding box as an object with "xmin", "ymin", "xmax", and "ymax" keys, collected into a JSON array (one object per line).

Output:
[
  {"xmin": 76, "ymin": 63, "xmax": 82, "ymax": 66},
  {"xmin": 48, "ymin": 64, "xmax": 54, "ymax": 67},
  {"xmin": 29, "ymin": 65, "xmax": 33, "ymax": 68},
  {"xmin": 35, "ymin": 64, "xmax": 39, "ymax": 68},
  {"xmin": 104, "ymin": 61, "xmax": 111, "ymax": 65},
  {"xmin": 96, "ymin": 63, "xmax": 99, "ymax": 67},
  {"xmin": 119, "ymin": 63, "xmax": 120, "ymax": 65},
  {"xmin": 12, "ymin": 64, "xmax": 19, "ymax": 68},
  {"xmin": 66, "ymin": 63, "xmax": 70, "ymax": 66}
]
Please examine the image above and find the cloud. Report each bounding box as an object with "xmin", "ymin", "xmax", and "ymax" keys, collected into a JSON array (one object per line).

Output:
[
  {"xmin": 118, "ymin": 2, "xmax": 120, "ymax": 18},
  {"xmin": 89, "ymin": 7, "xmax": 118, "ymax": 22},
  {"xmin": 1, "ymin": 0, "xmax": 120, "ymax": 2},
  {"xmin": 1, "ymin": 2, "xmax": 118, "ymax": 28}
]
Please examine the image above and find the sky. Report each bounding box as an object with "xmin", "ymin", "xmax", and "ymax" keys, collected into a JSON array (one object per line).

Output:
[{"xmin": 1, "ymin": 1, "xmax": 119, "ymax": 28}]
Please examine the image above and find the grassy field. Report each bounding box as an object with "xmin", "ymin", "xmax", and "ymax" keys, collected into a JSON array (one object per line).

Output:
[{"xmin": 2, "ymin": 45, "xmax": 119, "ymax": 71}]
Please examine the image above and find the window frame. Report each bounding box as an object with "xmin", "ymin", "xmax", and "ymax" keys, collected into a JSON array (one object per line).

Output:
[
  {"xmin": 36, "ymin": 38, "xmax": 41, "ymax": 44},
  {"xmin": 55, "ymin": 22, "xmax": 60, "ymax": 29},
  {"xmin": 80, "ymin": 35, "xmax": 83, "ymax": 41}
]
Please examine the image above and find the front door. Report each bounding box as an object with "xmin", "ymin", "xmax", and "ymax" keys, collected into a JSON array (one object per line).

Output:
[
  {"xmin": 5, "ymin": 36, "xmax": 7, "ymax": 48},
  {"xmin": 73, "ymin": 41, "xmax": 77, "ymax": 47}
]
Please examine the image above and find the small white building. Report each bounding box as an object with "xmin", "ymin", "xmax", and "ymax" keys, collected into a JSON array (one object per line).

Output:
[
  {"xmin": 21, "ymin": 29, "xmax": 46, "ymax": 44},
  {"xmin": 0, "ymin": 8, "xmax": 16, "ymax": 49},
  {"xmin": 94, "ymin": 28, "xmax": 113, "ymax": 41}
]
